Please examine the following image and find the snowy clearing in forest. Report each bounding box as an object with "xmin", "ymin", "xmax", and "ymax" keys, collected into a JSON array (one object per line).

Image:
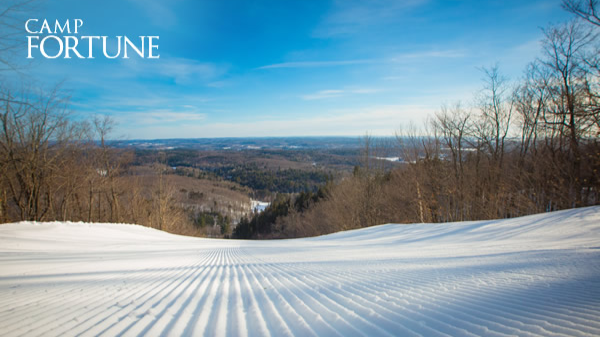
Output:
[{"xmin": 1, "ymin": 207, "xmax": 599, "ymax": 336}]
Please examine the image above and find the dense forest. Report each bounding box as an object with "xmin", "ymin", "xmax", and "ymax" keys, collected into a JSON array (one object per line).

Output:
[
  {"xmin": 134, "ymin": 148, "xmax": 340, "ymax": 194},
  {"xmin": 209, "ymin": 164, "xmax": 330, "ymax": 194}
]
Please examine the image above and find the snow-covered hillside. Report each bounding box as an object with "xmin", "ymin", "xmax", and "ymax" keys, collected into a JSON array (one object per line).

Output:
[{"xmin": 1, "ymin": 207, "xmax": 599, "ymax": 336}]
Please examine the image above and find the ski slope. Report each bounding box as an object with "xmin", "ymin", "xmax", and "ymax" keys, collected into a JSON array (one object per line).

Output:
[{"xmin": 1, "ymin": 207, "xmax": 599, "ymax": 336}]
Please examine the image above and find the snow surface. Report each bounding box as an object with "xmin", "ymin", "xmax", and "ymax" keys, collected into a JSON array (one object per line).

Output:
[
  {"xmin": 251, "ymin": 200, "xmax": 270, "ymax": 213},
  {"xmin": 1, "ymin": 207, "xmax": 599, "ymax": 337}
]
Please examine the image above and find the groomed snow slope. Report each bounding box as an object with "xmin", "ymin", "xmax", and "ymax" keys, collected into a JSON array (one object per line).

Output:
[{"xmin": 1, "ymin": 207, "xmax": 599, "ymax": 337}]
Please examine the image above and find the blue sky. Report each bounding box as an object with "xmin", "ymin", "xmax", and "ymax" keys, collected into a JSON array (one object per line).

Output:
[{"xmin": 22, "ymin": 0, "xmax": 570, "ymax": 139}]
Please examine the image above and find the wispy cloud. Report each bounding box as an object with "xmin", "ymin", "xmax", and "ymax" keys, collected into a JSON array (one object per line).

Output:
[
  {"xmin": 391, "ymin": 50, "xmax": 466, "ymax": 61},
  {"xmin": 504, "ymin": 39, "xmax": 543, "ymax": 64},
  {"xmin": 122, "ymin": 57, "xmax": 227, "ymax": 85},
  {"xmin": 302, "ymin": 89, "xmax": 344, "ymax": 100},
  {"xmin": 381, "ymin": 75, "xmax": 407, "ymax": 81},
  {"xmin": 258, "ymin": 59, "xmax": 374, "ymax": 70},
  {"xmin": 140, "ymin": 111, "xmax": 206, "ymax": 124},
  {"xmin": 122, "ymin": 105, "xmax": 434, "ymax": 139},
  {"xmin": 314, "ymin": 0, "xmax": 428, "ymax": 38},
  {"xmin": 126, "ymin": 0, "xmax": 179, "ymax": 29},
  {"xmin": 113, "ymin": 108, "xmax": 207, "ymax": 125},
  {"xmin": 33, "ymin": 56, "xmax": 226, "ymax": 90},
  {"xmin": 258, "ymin": 49, "xmax": 464, "ymax": 71},
  {"xmin": 351, "ymin": 88, "xmax": 379, "ymax": 94},
  {"xmin": 84, "ymin": 95, "xmax": 213, "ymax": 111},
  {"xmin": 302, "ymin": 88, "xmax": 380, "ymax": 100}
]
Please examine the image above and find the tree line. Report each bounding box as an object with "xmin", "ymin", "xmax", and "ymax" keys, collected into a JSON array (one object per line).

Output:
[
  {"xmin": 0, "ymin": 92, "xmax": 197, "ymax": 234},
  {"xmin": 240, "ymin": 1, "xmax": 600, "ymax": 238}
]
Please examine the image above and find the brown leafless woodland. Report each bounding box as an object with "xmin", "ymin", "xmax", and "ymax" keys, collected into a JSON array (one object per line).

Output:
[{"xmin": 0, "ymin": 86, "xmax": 194, "ymax": 235}]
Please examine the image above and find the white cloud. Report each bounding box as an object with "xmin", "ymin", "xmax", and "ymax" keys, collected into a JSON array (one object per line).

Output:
[
  {"xmin": 313, "ymin": 0, "xmax": 428, "ymax": 38},
  {"xmin": 33, "ymin": 56, "xmax": 226, "ymax": 91},
  {"xmin": 115, "ymin": 108, "xmax": 207, "ymax": 125},
  {"xmin": 122, "ymin": 57, "xmax": 226, "ymax": 85},
  {"xmin": 381, "ymin": 75, "xmax": 407, "ymax": 81},
  {"xmin": 350, "ymin": 88, "xmax": 379, "ymax": 94},
  {"xmin": 302, "ymin": 89, "xmax": 344, "ymax": 100},
  {"xmin": 301, "ymin": 88, "xmax": 380, "ymax": 100},
  {"xmin": 391, "ymin": 50, "xmax": 467, "ymax": 61},
  {"xmin": 126, "ymin": 0, "xmax": 179, "ymax": 28},
  {"xmin": 118, "ymin": 105, "xmax": 435, "ymax": 139},
  {"xmin": 257, "ymin": 49, "xmax": 464, "ymax": 71},
  {"xmin": 258, "ymin": 59, "xmax": 374, "ymax": 69}
]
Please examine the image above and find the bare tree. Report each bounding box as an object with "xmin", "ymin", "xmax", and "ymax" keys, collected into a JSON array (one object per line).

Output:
[
  {"xmin": 0, "ymin": 86, "xmax": 81, "ymax": 220},
  {"xmin": 514, "ymin": 62, "xmax": 551, "ymax": 161},
  {"xmin": 563, "ymin": 0, "xmax": 600, "ymax": 26},
  {"xmin": 476, "ymin": 65, "xmax": 514, "ymax": 168},
  {"xmin": 92, "ymin": 115, "xmax": 127, "ymax": 223},
  {"xmin": 0, "ymin": 0, "xmax": 37, "ymax": 72},
  {"xmin": 432, "ymin": 103, "xmax": 472, "ymax": 221},
  {"xmin": 564, "ymin": 0, "xmax": 600, "ymax": 130},
  {"xmin": 540, "ymin": 21, "xmax": 598, "ymax": 206},
  {"xmin": 355, "ymin": 134, "xmax": 385, "ymax": 228},
  {"xmin": 396, "ymin": 122, "xmax": 439, "ymax": 223}
]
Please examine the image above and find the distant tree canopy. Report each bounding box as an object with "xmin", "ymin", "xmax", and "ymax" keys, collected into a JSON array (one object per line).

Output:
[
  {"xmin": 133, "ymin": 148, "xmax": 335, "ymax": 195},
  {"xmin": 210, "ymin": 164, "xmax": 330, "ymax": 194}
]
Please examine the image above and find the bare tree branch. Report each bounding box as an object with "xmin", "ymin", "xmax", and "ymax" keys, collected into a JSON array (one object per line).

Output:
[{"xmin": 562, "ymin": 0, "xmax": 600, "ymax": 26}]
